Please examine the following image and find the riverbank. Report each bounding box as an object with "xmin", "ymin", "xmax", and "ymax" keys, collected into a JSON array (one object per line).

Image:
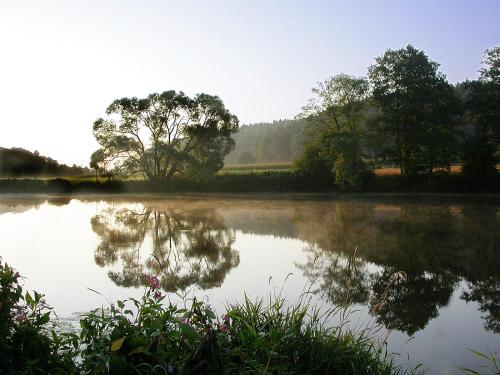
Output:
[
  {"xmin": 1, "ymin": 261, "xmax": 410, "ymax": 375},
  {"xmin": 0, "ymin": 171, "xmax": 499, "ymax": 195}
]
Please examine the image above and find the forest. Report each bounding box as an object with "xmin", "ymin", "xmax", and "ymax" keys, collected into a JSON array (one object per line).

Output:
[{"xmin": 224, "ymin": 119, "xmax": 308, "ymax": 165}]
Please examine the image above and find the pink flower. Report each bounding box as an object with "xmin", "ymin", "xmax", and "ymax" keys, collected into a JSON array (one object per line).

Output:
[
  {"xmin": 154, "ymin": 290, "xmax": 163, "ymax": 300},
  {"xmin": 219, "ymin": 323, "xmax": 229, "ymax": 333},
  {"xmin": 148, "ymin": 275, "xmax": 160, "ymax": 290}
]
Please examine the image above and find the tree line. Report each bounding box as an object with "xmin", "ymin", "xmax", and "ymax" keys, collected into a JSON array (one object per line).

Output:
[
  {"xmin": 295, "ymin": 45, "xmax": 499, "ymax": 189},
  {"xmin": 89, "ymin": 45, "xmax": 498, "ymax": 190},
  {"xmin": 0, "ymin": 147, "xmax": 90, "ymax": 177}
]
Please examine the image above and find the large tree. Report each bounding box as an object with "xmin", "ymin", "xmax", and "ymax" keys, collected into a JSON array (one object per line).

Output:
[
  {"xmin": 92, "ymin": 91, "xmax": 238, "ymax": 183},
  {"xmin": 368, "ymin": 45, "xmax": 460, "ymax": 177},
  {"xmin": 298, "ymin": 74, "xmax": 370, "ymax": 190}
]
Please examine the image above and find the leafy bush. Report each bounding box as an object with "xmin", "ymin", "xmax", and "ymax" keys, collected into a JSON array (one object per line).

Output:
[
  {"xmin": 0, "ymin": 263, "xmax": 409, "ymax": 374},
  {"xmin": 0, "ymin": 260, "xmax": 78, "ymax": 374},
  {"xmin": 78, "ymin": 285, "xmax": 407, "ymax": 374},
  {"xmin": 294, "ymin": 144, "xmax": 334, "ymax": 189}
]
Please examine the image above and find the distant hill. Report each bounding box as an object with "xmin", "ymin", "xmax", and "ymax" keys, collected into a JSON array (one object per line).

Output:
[
  {"xmin": 0, "ymin": 147, "xmax": 90, "ymax": 177},
  {"xmin": 225, "ymin": 119, "xmax": 308, "ymax": 165}
]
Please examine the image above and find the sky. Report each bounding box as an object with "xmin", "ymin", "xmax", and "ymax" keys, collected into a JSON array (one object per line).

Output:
[{"xmin": 0, "ymin": 0, "xmax": 499, "ymax": 166}]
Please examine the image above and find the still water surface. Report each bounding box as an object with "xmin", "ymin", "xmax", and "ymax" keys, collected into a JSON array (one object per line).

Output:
[{"xmin": 0, "ymin": 194, "xmax": 498, "ymax": 374}]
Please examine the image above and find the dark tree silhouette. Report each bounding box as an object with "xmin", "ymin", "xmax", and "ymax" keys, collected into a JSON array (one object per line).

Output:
[
  {"xmin": 368, "ymin": 45, "xmax": 460, "ymax": 177},
  {"xmin": 93, "ymin": 91, "xmax": 238, "ymax": 183}
]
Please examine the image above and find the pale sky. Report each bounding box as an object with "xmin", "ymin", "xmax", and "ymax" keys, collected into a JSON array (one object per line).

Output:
[{"xmin": 1, "ymin": 0, "xmax": 499, "ymax": 166}]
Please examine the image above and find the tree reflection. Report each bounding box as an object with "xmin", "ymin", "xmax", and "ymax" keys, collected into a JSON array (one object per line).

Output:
[
  {"xmin": 297, "ymin": 246, "xmax": 371, "ymax": 306},
  {"xmin": 370, "ymin": 269, "xmax": 456, "ymax": 335},
  {"xmin": 462, "ymin": 277, "xmax": 500, "ymax": 333},
  {"xmin": 91, "ymin": 203, "xmax": 239, "ymax": 292},
  {"xmin": 293, "ymin": 201, "xmax": 498, "ymax": 335}
]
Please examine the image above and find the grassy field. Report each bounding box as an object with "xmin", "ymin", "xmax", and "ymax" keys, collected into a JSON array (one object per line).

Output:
[
  {"xmin": 222, "ymin": 163, "xmax": 500, "ymax": 176},
  {"xmin": 221, "ymin": 162, "xmax": 293, "ymax": 174}
]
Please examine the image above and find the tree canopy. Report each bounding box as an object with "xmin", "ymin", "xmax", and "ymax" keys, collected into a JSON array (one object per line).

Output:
[
  {"xmin": 480, "ymin": 46, "xmax": 500, "ymax": 84},
  {"xmin": 368, "ymin": 45, "xmax": 460, "ymax": 177},
  {"xmin": 92, "ymin": 91, "xmax": 238, "ymax": 183},
  {"xmin": 297, "ymin": 74, "xmax": 371, "ymax": 190}
]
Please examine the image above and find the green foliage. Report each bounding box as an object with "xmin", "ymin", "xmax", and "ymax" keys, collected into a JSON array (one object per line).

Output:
[
  {"xmin": 298, "ymin": 74, "xmax": 371, "ymax": 190},
  {"xmin": 368, "ymin": 45, "xmax": 460, "ymax": 177},
  {"xmin": 90, "ymin": 149, "xmax": 106, "ymax": 173},
  {"xmin": 78, "ymin": 290, "xmax": 406, "ymax": 374},
  {"xmin": 0, "ymin": 261, "xmax": 78, "ymax": 374},
  {"xmin": 78, "ymin": 290, "xmax": 221, "ymax": 374},
  {"xmin": 294, "ymin": 143, "xmax": 334, "ymax": 189},
  {"xmin": 0, "ymin": 263, "xmax": 411, "ymax": 374},
  {"xmin": 480, "ymin": 46, "xmax": 500, "ymax": 84},
  {"xmin": 332, "ymin": 138, "xmax": 372, "ymax": 191}
]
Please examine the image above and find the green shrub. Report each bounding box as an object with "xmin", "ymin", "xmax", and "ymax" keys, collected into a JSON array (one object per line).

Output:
[
  {"xmin": 78, "ymin": 287, "xmax": 405, "ymax": 374},
  {"xmin": 0, "ymin": 262, "xmax": 413, "ymax": 374},
  {"xmin": 0, "ymin": 260, "xmax": 78, "ymax": 374}
]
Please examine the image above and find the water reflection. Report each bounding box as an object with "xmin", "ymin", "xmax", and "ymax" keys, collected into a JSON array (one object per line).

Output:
[
  {"xmin": 86, "ymin": 198, "xmax": 499, "ymax": 336},
  {"xmin": 0, "ymin": 197, "xmax": 48, "ymax": 215},
  {"xmin": 91, "ymin": 203, "xmax": 239, "ymax": 292},
  {"xmin": 0, "ymin": 195, "xmax": 497, "ymax": 374},
  {"xmin": 291, "ymin": 202, "xmax": 499, "ymax": 334}
]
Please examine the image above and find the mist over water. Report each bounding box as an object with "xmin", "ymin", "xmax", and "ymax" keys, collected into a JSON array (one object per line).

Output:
[{"xmin": 0, "ymin": 194, "xmax": 498, "ymax": 374}]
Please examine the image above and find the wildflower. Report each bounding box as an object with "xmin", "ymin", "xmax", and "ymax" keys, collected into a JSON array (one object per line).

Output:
[
  {"xmin": 220, "ymin": 323, "xmax": 229, "ymax": 333},
  {"xmin": 154, "ymin": 290, "xmax": 163, "ymax": 300},
  {"xmin": 16, "ymin": 311, "xmax": 27, "ymax": 322},
  {"xmin": 167, "ymin": 364, "xmax": 177, "ymax": 374},
  {"xmin": 148, "ymin": 275, "xmax": 160, "ymax": 290}
]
